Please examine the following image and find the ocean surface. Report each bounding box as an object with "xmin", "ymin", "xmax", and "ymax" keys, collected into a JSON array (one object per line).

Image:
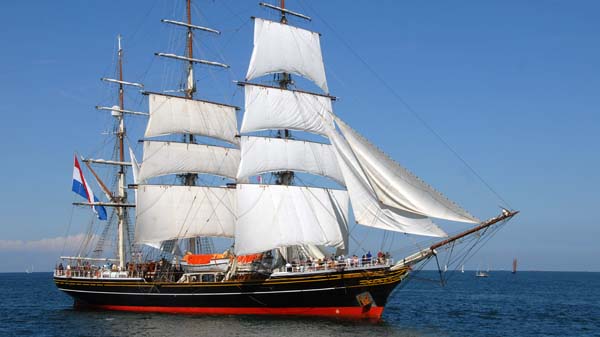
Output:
[{"xmin": 1, "ymin": 271, "xmax": 598, "ymax": 337}]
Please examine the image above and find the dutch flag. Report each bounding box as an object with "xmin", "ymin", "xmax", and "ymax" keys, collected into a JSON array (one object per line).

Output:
[{"xmin": 72, "ymin": 156, "xmax": 107, "ymax": 221}]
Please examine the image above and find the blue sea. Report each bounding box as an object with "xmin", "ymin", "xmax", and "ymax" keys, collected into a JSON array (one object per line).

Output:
[{"xmin": 1, "ymin": 271, "xmax": 598, "ymax": 337}]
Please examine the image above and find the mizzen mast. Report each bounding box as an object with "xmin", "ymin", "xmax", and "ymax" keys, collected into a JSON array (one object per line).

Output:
[
  {"xmin": 115, "ymin": 35, "xmax": 127, "ymax": 270},
  {"xmin": 87, "ymin": 35, "xmax": 144, "ymax": 269}
]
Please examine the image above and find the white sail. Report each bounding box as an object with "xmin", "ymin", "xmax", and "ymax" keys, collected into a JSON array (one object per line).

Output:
[
  {"xmin": 246, "ymin": 18, "xmax": 328, "ymax": 93},
  {"xmin": 128, "ymin": 147, "xmax": 142, "ymax": 184},
  {"xmin": 241, "ymin": 84, "xmax": 334, "ymax": 137},
  {"xmin": 234, "ymin": 184, "xmax": 349, "ymax": 256},
  {"xmin": 329, "ymin": 127, "xmax": 447, "ymax": 237},
  {"xmin": 138, "ymin": 141, "xmax": 240, "ymax": 181},
  {"xmin": 145, "ymin": 93, "xmax": 239, "ymax": 144},
  {"xmin": 335, "ymin": 118, "xmax": 479, "ymax": 224},
  {"xmin": 236, "ymin": 136, "xmax": 344, "ymax": 185},
  {"xmin": 135, "ymin": 185, "xmax": 236, "ymax": 244}
]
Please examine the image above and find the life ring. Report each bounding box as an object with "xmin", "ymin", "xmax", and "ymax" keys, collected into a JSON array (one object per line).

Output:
[{"xmin": 95, "ymin": 270, "xmax": 100, "ymax": 278}]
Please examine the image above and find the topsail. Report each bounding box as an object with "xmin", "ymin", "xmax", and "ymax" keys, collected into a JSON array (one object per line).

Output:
[
  {"xmin": 145, "ymin": 93, "xmax": 239, "ymax": 145},
  {"xmin": 240, "ymin": 84, "xmax": 334, "ymax": 137},
  {"xmin": 246, "ymin": 18, "xmax": 329, "ymax": 93}
]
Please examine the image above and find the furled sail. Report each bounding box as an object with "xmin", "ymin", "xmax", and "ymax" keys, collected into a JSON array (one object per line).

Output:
[
  {"xmin": 236, "ymin": 136, "xmax": 344, "ymax": 186},
  {"xmin": 329, "ymin": 127, "xmax": 447, "ymax": 237},
  {"xmin": 135, "ymin": 185, "xmax": 236, "ymax": 244},
  {"xmin": 138, "ymin": 141, "xmax": 240, "ymax": 181},
  {"xmin": 240, "ymin": 84, "xmax": 334, "ymax": 137},
  {"xmin": 144, "ymin": 93, "xmax": 238, "ymax": 144},
  {"xmin": 246, "ymin": 18, "xmax": 328, "ymax": 93},
  {"xmin": 234, "ymin": 184, "xmax": 349, "ymax": 256},
  {"xmin": 334, "ymin": 118, "xmax": 479, "ymax": 224}
]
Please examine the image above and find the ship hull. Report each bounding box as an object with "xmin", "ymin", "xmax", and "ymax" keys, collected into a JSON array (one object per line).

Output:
[{"xmin": 55, "ymin": 266, "xmax": 409, "ymax": 319}]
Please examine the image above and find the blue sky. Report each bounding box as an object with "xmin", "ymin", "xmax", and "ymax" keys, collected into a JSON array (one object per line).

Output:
[{"xmin": 0, "ymin": 0, "xmax": 598, "ymax": 272}]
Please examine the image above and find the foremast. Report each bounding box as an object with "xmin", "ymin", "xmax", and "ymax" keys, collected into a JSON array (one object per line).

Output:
[
  {"xmin": 272, "ymin": 0, "xmax": 303, "ymax": 190},
  {"xmin": 269, "ymin": 0, "xmax": 312, "ymax": 187},
  {"xmin": 234, "ymin": 1, "xmax": 352, "ymax": 258}
]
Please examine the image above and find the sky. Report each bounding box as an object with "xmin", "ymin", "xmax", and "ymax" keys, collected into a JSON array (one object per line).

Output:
[{"xmin": 0, "ymin": 0, "xmax": 598, "ymax": 272}]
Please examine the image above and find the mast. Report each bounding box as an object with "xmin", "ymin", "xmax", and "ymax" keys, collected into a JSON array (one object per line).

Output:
[
  {"xmin": 116, "ymin": 35, "xmax": 128, "ymax": 270},
  {"xmin": 184, "ymin": 0, "xmax": 197, "ymax": 253},
  {"xmin": 274, "ymin": 0, "xmax": 294, "ymax": 186},
  {"xmin": 90, "ymin": 35, "xmax": 143, "ymax": 269},
  {"xmin": 183, "ymin": 0, "xmax": 196, "ymax": 186},
  {"xmin": 242, "ymin": 1, "xmax": 333, "ymax": 261},
  {"xmin": 155, "ymin": 0, "xmax": 229, "ymax": 255}
]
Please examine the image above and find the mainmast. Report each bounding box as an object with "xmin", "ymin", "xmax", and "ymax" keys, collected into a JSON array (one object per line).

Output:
[
  {"xmin": 184, "ymin": 0, "xmax": 197, "ymax": 186},
  {"xmin": 184, "ymin": 0, "xmax": 198, "ymax": 254},
  {"xmin": 156, "ymin": 0, "xmax": 229, "ymax": 255}
]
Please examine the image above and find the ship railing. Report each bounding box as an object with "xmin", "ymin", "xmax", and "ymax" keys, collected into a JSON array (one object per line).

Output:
[
  {"xmin": 280, "ymin": 258, "xmax": 394, "ymax": 274},
  {"xmin": 53, "ymin": 267, "xmax": 144, "ymax": 279}
]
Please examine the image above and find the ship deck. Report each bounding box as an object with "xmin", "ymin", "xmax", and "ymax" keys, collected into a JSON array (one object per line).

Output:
[{"xmin": 54, "ymin": 262, "xmax": 409, "ymax": 319}]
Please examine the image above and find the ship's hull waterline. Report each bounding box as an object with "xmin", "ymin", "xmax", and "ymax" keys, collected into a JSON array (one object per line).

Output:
[{"xmin": 55, "ymin": 266, "xmax": 408, "ymax": 319}]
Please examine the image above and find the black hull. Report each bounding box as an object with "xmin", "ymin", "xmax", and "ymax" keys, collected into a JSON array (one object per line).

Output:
[{"xmin": 55, "ymin": 267, "xmax": 409, "ymax": 319}]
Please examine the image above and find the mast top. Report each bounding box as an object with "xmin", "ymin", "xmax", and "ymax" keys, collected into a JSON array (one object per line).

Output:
[
  {"xmin": 259, "ymin": 2, "xmax": 311, "ymax": 22},
  {"xmin": 161, "ymin": 19, "xmax": 220, "ymax": 34}
]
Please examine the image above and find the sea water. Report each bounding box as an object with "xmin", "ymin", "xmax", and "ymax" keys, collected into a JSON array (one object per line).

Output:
[{"xmin": 1, "ymin": 271, "xmax": 598, "ymax": 337}]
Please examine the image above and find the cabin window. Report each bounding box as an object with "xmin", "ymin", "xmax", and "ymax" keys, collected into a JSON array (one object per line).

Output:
[{"xmin": 202, "ymin": 274, "xmax": 215, "ymax": 282}]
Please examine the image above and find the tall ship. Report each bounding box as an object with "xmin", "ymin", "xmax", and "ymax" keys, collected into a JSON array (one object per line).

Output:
[{"xmin": 55, "ymin": 0, "xmax": 518, "ymax": 319}]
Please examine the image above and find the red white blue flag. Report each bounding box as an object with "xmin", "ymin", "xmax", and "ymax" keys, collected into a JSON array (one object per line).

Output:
[{"xmin": 72, "ymin": 156, "xmax": 107, "ymax": 220}]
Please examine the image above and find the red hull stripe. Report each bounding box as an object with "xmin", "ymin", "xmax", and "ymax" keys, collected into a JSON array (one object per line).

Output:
[{"xmin": 79, "ymin": 304, "xmax": 384, "ymax": 319}]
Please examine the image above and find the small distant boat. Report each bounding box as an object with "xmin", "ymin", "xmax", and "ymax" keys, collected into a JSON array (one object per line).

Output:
[
  {"xmin": 476, "ymin": 264, "xmax": 489, "ymax": 277},
  {"xmin": 25, "ymin": 265, "xmax": 33, "ymax": 274},
  {"xmin": 461, "ymin": 265, "xmax": 464, "ymax": 273},
  {"xmin": 512, "ymin": 258, "xmax": 517, "ymax": 274}
]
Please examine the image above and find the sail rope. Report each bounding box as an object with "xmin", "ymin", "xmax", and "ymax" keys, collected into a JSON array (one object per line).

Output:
[
  {"xmin": 435, "ymin": 217, "xmax": 511, "ymax": 284},
  {"xmin": 123, "ymin": 0, "xmax": 160, "ymax": 50},
  {"xmin": 394, "ymin": 218, "xmax": 510, "ymax": 289},
  {"xmin": 60, "ymin": 206, "xmax": 76, "ymax": 258},
  {"xmin": 298, "ymin": 0, "xmax": 512, "ymax": 210}
]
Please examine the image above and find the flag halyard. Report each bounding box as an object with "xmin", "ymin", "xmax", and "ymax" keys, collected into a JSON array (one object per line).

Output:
[{"xmin": 72, "ymin": 156, "xmax": 108, "ymax": 220}]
